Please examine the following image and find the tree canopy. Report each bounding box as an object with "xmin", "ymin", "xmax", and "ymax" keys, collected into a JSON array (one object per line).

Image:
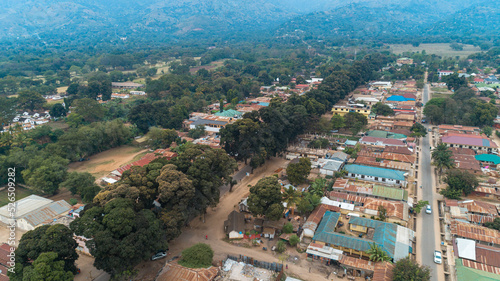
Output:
[
  {"xmin": 178, "ymin": 243, "xmax": 214, "ymax": 268},
  {"xmin": 392, "ymin": 257, "xmax": 431, "ymax": 281},
  {"xmin": 247, "ymin": 176, "xmax": 284, "ymax": 221},
  {"xmin": 286, "ymin": 158, "xmax": 311, "ymax": 185}
]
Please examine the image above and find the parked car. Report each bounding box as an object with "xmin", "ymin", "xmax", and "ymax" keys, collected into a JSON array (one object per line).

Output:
[
  {"xmin": 434, "ymin": 250, "xmax": 442, "ymax": 264},
  {"xmin": 425, "ymin": 205, "xmax": 432, "ymax": 214},
  {"xmin": 151, "ymin": 251, "xmax": 168, "ymax": 261}
]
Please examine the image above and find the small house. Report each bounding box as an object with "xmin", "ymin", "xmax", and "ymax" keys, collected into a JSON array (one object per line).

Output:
[{"xmin": 224, "ymin": 211, "xmax": 245, "ymax": 239}]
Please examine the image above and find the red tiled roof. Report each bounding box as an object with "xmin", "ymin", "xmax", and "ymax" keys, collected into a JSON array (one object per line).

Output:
[
  {"xmin": 307, "ymin": 204, "xmax": 341, "ymax": 225},
  {"xmin": 0, "ymin": 243, "xmax": 12, "ymax": 267}
]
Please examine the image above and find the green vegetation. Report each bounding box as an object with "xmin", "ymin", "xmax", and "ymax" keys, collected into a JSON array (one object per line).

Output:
[
  {"xmin": 286, "ymin": 158, "xmax": 312, "ymax": 185},
  {"xmin": 60, "ymin": 172, "xmax": 100, "ymax": 203},
  {"xmin": 289, "ymin": 234, "xmax": 299, "ymax": 247},
  {"xmin": 424, "ymin": 88, "xmax": 498, "ymax": 127},
  {"xmin": 9, "ymin": 225, "xmax": 78, "ymax": 280},
  {"xmin": 0, "ymin": 187, "xmax": 34, "ymax": 207},
  {"xmin": 413, "ymin": 200, "xmax": 430, "ymax": 214},
  {"xmin": 282, "ymin": 222, "xmax": 294, "ymax": 234},
  {"xmin": 431, "ymin": 143, "xmax": 455, "ymax": 175},
  {"xmin": 392, "ymin": 257, "xmax": 431, "ymax": 281},
  {"xmin": 147, "ymin": 127, "xmax": 179, "ymax": 150},
  {"xmin": 410, "ymin": 122, "xmax": 427, "ymax": 137},
  {"xmin": 367, "ymin": 243, "xmax": 390, "ymax": 262},
  {"xmin": 276, "ymin": 240, "xmax": 287, "ymax": 254},
  {"xmin": 483, "ymin": 217, "xmax": 500, "ymax": 231},
  {"xmin": 179, "ymin": 244, "xmax": 214, "ymax": 268},
  {"xmin": 247, "ymin": 177, "xmax": 285, "ymax": 221},
  {"xmin": 440, "ymin": 169, "xmax": 479, "ymax": 199},
  {"xmin": 70, "ymin": 198, "xmax": 166, "ymax": 275},
  {"xmin": 371, "ymin": 102, "xmax": 394, "ymax": 116}
]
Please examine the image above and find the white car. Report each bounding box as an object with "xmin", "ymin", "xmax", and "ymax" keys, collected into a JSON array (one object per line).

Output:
[
  {"xmin": 434, "ymin": 250, "xmax": 442, "ymax": 264},
  {"xmin": 151, "ymin": 251, "xmax": 168, "ymax": 261},
  {"xmin": 425, "ymin": 205, "xmax": 432, "ymax": 214}
]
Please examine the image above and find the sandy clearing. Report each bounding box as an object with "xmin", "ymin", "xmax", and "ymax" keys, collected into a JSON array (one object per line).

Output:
[{"xmin": 68, "ymin": 145, "xmax": 148, "ymax": 177}]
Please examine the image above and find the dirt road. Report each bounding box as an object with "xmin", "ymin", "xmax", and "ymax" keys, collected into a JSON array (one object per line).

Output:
[{"xmin": 134, "ymin": 157, "xmax": 340, "ymax": 281}]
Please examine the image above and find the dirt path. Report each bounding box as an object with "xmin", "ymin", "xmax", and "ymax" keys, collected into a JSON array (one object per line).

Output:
[
  {"xmin": 134, "ymin": 157, "xmax": 340, "ymax": 281},
  {"xmin": 68, "ymin": 145, "xmax": 147, "ymax": 178}
]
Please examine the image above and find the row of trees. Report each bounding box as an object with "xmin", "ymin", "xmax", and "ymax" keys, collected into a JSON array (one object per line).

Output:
[
  {"xmin": 0, "ymin": 120, "xmax": 132, "ymax": 194},
  {"xmin": 69, "ymin": 144, "xmax": 236, "ymax": 276},
  {"xmin": 221, "ymin": 53, "xmax": 389, "ymax": 166}
]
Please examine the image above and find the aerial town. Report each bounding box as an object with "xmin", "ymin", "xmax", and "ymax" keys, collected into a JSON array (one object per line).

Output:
[{"xmin": 1, "ymin": 2, "xmax": 500, "ymax": 281}]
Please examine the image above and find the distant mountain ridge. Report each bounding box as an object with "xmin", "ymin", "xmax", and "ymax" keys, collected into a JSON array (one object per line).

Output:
[{"xmin": 0, "ymin": 0, "xmax": 496, "ymax": 44}]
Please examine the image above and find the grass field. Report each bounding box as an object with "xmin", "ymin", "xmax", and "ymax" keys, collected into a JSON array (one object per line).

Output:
[
  {"xmin": 432, "ymin": 93, "xmax": 453, "ymax": 99},
  {"xmin": 389, "ymin": 43, "xmax": 482, "ymax": 58},
  {"xmin": 431, "ymin": 87, "xmax": 448, "ymax": 92},
  {"xmin": 0, "ymin": 187, "xmax": 35, "ymax": 207},
  {"xmin": 46, "ymin": 121, "xmax": 70, "ymax": 131},
  {"xmin": 57, "ymin": 86, "xmax": 68, "ymax": 94}
]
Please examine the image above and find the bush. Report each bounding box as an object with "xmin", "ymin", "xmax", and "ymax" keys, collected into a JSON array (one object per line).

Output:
[
  {"xmin": 282, "ymin": 222, "xmax": 293, "ymax": 234},
  {"xmin": 276, "ymin": 241, "xmax": 286, "ymax": 253},
  {"xmin": 178, "ymin": 243, "xmax": 214, "ymax": 268},
  {"xmin": 289, "ymin": 234, "xmax": 299, "ymax": 246},
  {"xmin": 69, "ymin": 198, "xmax": 78, "ymax": 205}
]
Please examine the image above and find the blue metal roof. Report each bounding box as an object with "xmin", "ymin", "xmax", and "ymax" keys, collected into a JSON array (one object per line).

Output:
[
  {"xmin": 386, "ymin": 95, "xmax": 415, "ymax": 102},
  {"xmin": 345, "ymin": 164, "xmax": 406, "ymax": 181},
  {"xmin": 313, "ymin": 211, "xmax": 404, "ymax": 259},
  {"xmin": 475, "ymin": 154, "xmax": 500, "ymax": 165}
]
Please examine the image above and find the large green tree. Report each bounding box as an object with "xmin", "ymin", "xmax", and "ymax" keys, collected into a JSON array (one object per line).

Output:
[
  {"xmin": 282, "ymin": 186, "xmax": 300, "ymax": 216},
  {"xmin": 22, "ymin": 155, "xmax": 69, "ymax": 194},
  {"xmin": 431, "ymin": 144, "xmax": 454, "ymax": 175},
  {"xmin": 17, "ymin": 90, "xmax": 47, "ymax": 112},
  {"xmin": 60, "ymin": 172, "xmax": 100, "ymax": 203},
  {"xmin": 147, "ymin": 127, "xmax": 178, "ymax": 149},
  {"xmin": 344, "ymin": 112, "xmax": 367, "ymax": 135},
  {"xmin": 287, "ymin": 157, "xmax": 311, "ymax": 185},
  {"xmin": 70, "ymin": 198, "xmax": 166, "ymax": 276},
  {"xmin": 247, "ymin": 176, "xmax": 284, "ymax": 221},
  {"xmin": 178, "ymin": 243, "xmax": 214, "ymax": 268},
  {"xmin": 371, "ymin": 102, "xmax": 394, "ymax": 116},
  {"xmin": 441, "ymin": 169, "xmax": 479, "ymax": 199},
  {"xmin": 74, "ymin": 98, "xmax": 105, "ymax": 123},
  {"xmin": 13, "ymin": 224, "xmax": 78, "ymax": 275},
  {"xmin": 392, "ymin": 257, "xmax": 431, "ymax": 281}
]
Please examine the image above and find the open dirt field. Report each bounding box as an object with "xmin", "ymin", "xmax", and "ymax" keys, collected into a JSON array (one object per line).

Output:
[
  {"xmin": 57, "ymin": 86, "xmax": 68, "ymax": 94},
  {"xmin": 68, "ymin": 145, "xmax": 148, "ymax": 178},
  {"xmin": 389, "ymin": 43, "xmax": 481, "ymax": 58}
]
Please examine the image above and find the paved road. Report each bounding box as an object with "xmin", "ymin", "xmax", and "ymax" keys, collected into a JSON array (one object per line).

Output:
[
  {"xmin": 220, "ymin": 165, "xmax": 252, "ymax": 196},
  {"xmin": 419, "ymin": 82, "xmax": 440, "ymax": 281}
]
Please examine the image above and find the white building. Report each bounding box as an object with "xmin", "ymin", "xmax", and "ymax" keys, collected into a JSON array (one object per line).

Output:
[{"xmin": 0, "ymin": 195, "xmax": 72, "ymax": 231}]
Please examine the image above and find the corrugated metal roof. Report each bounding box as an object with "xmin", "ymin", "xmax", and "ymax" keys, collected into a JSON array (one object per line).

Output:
[
  {"xmin": 156, "ymin": 260, "xmax": 219, "ymax": 281},
  {"xmin": 450, "ymin": 220, "xmax": 500, "ymax": 245},
  {"xmin": 313, "ymin": 212, "xmax": 412, "ymax": 260},
  {"xmin": 22, "ymin": 200, "xmax": 71, "ymax": 227},
  {"xmin": 372, "ymin": 261, "xmax": 395, "ymax": 281},
  {"xmin": 476, "ymin": 243, "xmax": 500, "ymax": 268},
  {"xmin": 345, "ymin": 164, "xmax": 406, "ymax": 181},
  {"xmin": 0, "ymin": 195, "xmax": 52, "ymax": 219}
]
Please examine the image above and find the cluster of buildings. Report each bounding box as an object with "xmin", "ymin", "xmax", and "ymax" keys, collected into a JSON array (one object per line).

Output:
[
  {"xmin": 427, "ymin": 123, "xmax": 500, "ymax": 280},
  {"xmin": 2, "ymin": 111, "xmax": 51, "ymax": 132}
]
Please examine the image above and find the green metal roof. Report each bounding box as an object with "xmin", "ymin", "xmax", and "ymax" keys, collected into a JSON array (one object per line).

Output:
[
  {"xmin": 366, "ymin": 130, "xmax": 407, "ymax": 139},
  {"xmin": 475, "ymin": 154, "xmax": 500, "ymax": 165},
  {"xmin": 373, "ymin": 185, "xmax": 408, "ymax": 201},
  {"xmin": 214, "ymin": 109, "xmax": 242, "ymax": 117},
  {"xmin": 455, "ymin": 259, "xmax": 500, "ymax": 281},
  {"xmin": 345, "ymin": 164, "xmax": 407, "ymax": 181}
]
